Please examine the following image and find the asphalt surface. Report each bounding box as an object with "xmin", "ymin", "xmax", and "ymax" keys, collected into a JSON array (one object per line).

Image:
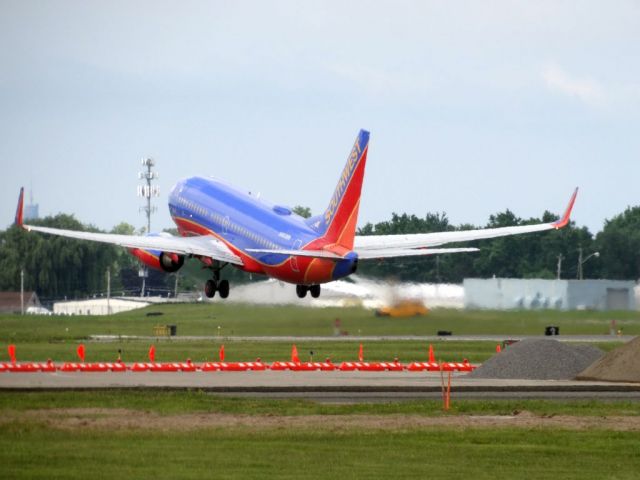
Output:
[
  {"xmin": 2, "ymin": 371, "xmax": 640, "ymax": 401},
  {"xmin": 90, "ymin": 334, "xmax": 634, "ymax": 343}
]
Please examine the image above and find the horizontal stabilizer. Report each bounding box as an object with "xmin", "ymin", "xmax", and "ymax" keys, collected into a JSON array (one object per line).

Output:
[{"xmin": 246, "ymin": 248, "xmax": 343, "ymax": 260}]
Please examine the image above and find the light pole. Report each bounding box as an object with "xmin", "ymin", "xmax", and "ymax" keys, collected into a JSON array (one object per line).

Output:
[
  {"xmin": 577, "ymin": 246, "xmax": 600, "ymax": 280},
  {"xmin": 137, "ymin": 158, "xmax": 159, "ymax": 296},
  {"xmin": 20, "ymin": 268, "xmax": 24, "ymax": 315},
  {"xmin": 556, "ymin": 254, "xmax": 563, "ymax": 280}
]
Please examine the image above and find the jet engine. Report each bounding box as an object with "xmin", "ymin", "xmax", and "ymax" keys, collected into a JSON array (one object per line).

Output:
[
  {"xmin": 159, "ymin": 251, "xmax": 185, "ymax": 273},
  {"xmin": 129, "ymin": 248, "xmax": 185, "ymax": 273}
]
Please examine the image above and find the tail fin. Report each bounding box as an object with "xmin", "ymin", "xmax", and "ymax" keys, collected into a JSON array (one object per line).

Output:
[
  {"xmin": 309, "ymin": 130, "xmax": 369, "ymax": 249},
  {"xmin": 15, "ymin": 187, "xmax": 24, "ymax": 228}
]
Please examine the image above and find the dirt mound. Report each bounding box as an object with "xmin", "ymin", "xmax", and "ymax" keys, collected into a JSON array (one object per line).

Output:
[
  {"xmin": 576, "ymin": 336, "xmax": 640, "ymax": 383},
  {"xmin": 469, "ymin": 338, "xmax": 603, "ymax": 380},
  {"xmin": 4, "ymin": 408, "xmax": 640, "ymax": 432}
]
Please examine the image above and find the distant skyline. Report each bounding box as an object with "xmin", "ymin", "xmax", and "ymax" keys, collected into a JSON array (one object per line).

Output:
[{"xmin": 1, "ymin": 1, "xmax": 639, "ymax": 235}]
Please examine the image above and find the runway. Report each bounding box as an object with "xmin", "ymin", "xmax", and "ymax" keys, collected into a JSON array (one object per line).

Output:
[
  {"xmin": 90, "ymin": 334, "xmax": 634, "ymax": 343},
  {"xmin": 2, "ymin": 371, "xmax": 640, "ymax": 401}
]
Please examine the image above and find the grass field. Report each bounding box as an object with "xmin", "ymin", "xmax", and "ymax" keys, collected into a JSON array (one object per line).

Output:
[
  {"xmin": 2, "ymin": 424, "xmax": 638, "ymax": 479},
  {"xmin": 0, "ymin": 303, "xmax": 634, "ymax": 362},
  {"xmin": 1, "ymin": 391, "xmax": 640, "ymax": 479},
  {"xmin": 1, "ymin": 305, "xmax": 639, "ymax": 478},
  {"xmin": 3, "ymin": 390, "xmax": 640, "ymax": 417},
  {"xmin": 1, "ymin": 304, "xmax": 639, "ymax": 342}
]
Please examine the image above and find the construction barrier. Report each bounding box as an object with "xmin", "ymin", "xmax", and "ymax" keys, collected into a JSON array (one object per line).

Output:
[
  {"xmin": 179, "ymin": 361, "xmax": 196, "ymax": 372},
  {"xmin": 201, "ymin": 362, "xmax": 222, "ymax": 371},
  {"xmin": 247, "ymin": 362, "xmax": 268, "ymax": 371},
  {"xmin": 221, "ymin": 362, "xmax": 251, "ymax": 372},
  {"xmin": 456, "ymin": 360, "xmax": 476, "ymax": 372},
  {"xmin": 269, "ymin": 361, "xmax": 298, "ymax": 371},
  {"xmin": 0, "ymin": 361, "xmax": 479, "ymax": 373},
  {"xmin": 78, "ymin": 363, "xmax": 107, "ymax": 372},
  {"xmin": 408, "ymin": 362, "xmax": 444, "ymax": 372},
  {"xmin": 107, "ymin": 362, "xmax": 127, "ymax": 372},
  {"xmin": 1, "ymin": 343, "xmax": 478, "ymax": 373},
  {"xmin": 151, "ymin": 363, "xmax": 180, "ymax": 372},
  {"xmin": 60, "ymin": 362, "xmax": 83, "ymax": 372},
  {"xmin": 319, "ymin": 362, "xmax": 337, "ymax": 371},
  {"xmin": 290, "ymin": 362, "xmax": 319, "ymax": 371},
  {"xmin": 38, "ymin": 361, "xmax": 57, "ymax": 373},
  {"xmin": 131, "ymin": 362, "xmax": 152, "ymax": 372},
  {"xmin": 380, "ymin": 361, "xmax": 405, "ymax": 371},
  {"xmin": 7, "ymin": 362, "xmax": 38, "ymax": 373},
  {"xmin": 338, "ymin": 362, "xmax": 358, "ymax": 371},
  {"xmin": 359, "ymin": 362, "xmax": 387, "ymax": 371}
]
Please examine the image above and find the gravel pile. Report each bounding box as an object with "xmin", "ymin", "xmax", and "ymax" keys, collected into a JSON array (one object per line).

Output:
[
  {"xmin": 576, "ymin": 336, "xmax": 640, "ymax": 383},
  {"xmin": 469, "ymin": 338, "xmax": 604, "ymax": 380}
]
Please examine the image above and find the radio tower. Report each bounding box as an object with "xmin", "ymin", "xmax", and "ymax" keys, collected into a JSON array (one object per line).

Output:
[{"xmin": 137, "ymin": 158, "xmax": 160, "ymax": 296}]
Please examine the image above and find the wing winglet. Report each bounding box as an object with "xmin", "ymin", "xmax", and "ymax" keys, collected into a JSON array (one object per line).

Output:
[
  {"xmin": 552, "ymin": 187, "xmax": 578, "ymax": 229},
  {"xmin": 15, "ymin": 188, "xmax": 24, "ymax": 228}
]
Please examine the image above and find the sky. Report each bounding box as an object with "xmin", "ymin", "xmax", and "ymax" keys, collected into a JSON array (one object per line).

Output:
[{"xmin": 1, "ymin": 1, "xmax": 639, "ymax": 235}]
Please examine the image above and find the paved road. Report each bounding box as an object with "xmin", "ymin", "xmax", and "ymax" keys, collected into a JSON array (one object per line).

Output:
[
  {"xmin": 90, "ymin": 334, "xmax": 635, "ymax": 343},
  {"xmin": 2, "ymin": 371, "xmax": 639, "ymax": 401}
]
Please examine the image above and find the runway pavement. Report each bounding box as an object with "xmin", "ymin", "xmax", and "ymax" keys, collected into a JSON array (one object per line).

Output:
[
  {"xmin": 2, "ymin": 371, "xmax": 639, "ymax": 401},
  {"xmin": 89, "ymin": 334, "xmax": 634, "ymax": 343}
]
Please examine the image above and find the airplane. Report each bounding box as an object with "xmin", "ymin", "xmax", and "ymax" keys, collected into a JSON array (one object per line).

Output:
[{"xmin": 14, "ymin": 129, "xmax": 578, "ymax": 299}]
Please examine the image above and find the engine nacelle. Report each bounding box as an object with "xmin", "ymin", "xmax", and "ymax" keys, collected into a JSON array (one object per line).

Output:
[
  {"xmin": 129, "ymin": 248, "xmax": 185, "ymax": 273},
  {"xmin": 159, "ymin": 251, "xmax": 185, "ymax": 273}
]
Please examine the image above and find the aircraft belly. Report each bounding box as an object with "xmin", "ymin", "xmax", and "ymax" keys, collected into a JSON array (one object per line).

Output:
[{"xmin": 263, "ymin": 257, "xmax": 335, "ymax": 285}]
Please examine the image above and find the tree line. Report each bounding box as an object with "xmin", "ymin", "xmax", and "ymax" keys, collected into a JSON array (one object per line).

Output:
[
  {"xmin": 357, "ymin": 207, "xmax": 640, "ymax": 283},
  {"xmin": 0, "ymin": 216, "xmax": 187, "ymax": 302},
  {"xmin": 1, "ymin": 204, "xmax": 639, "ymax": 299}
]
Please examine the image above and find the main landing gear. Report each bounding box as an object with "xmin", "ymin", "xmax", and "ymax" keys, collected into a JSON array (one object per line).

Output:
[
  {"xmin": 296, "ymin": 284, "xmax": 321, "ymax": 299},
  {"xmin": 204, "ymin": 263, "xmax": 230, "ymax": 299}
]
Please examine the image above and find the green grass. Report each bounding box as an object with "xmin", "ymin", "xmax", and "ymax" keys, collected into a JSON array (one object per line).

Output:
[
  {"xmin": 1, "ymin": 390, "xmax": 639, "ymax": 417},
  {"xmin": 1, "ymin": 304, "xmax": 639, "ymax": 343},
  {"xmin": 0, "ymin": 339, "xmax": 509, "ymax": 363},
  {"xmin": 0, "ymin": 339, "xmax": 623, "ymax": 363},
  {"xmin": 1, "ymin": 422, "xmax": 639, "ymax": 479},
  {"xmin": 1, "ymin": 392, "xmax": 639, "ymax": 478},
  {"xmin": 0, "ymin": 304, "xmax": 632, "ymax": 362},
  {"xmin": 2, "ymin": 306, "xmax": 639, "ymax": 478}
]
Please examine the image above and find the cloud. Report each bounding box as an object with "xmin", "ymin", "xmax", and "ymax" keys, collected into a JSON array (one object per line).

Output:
[{"xmin": 542, "ymin": 65, "xmax": 605, "ymax": 106}]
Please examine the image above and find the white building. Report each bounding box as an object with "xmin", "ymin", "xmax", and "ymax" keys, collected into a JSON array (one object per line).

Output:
[
  {"xmin": 53, "ymin": 297, "xmax": 151, "ymax": 315},
  {"xmin": 464, "ymin": 278, "xmax": 636, "ymax": 311}
]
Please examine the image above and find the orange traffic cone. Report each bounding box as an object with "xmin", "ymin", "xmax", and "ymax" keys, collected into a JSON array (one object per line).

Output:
[
  {"xmin": 8, "ymin": 344, "xmax": 16, "ymax": 363},
  {"xmin": 358, "ymin": 343, "xmax": 364, "ymax": 362},
  {"xmin": 219, "ymin": 344, "xmax": 225, "ymax": 362},
  {"xmin": 77, "ymin": 344, "xmax": 86, "ymax": 362},
  {"xmin": 496, "ymin": 344, "xmax": 502, "ymax": 353},
  {"xmin": 428, "ymin": 344, "xmax": 435, "ymax": 363},
  {"xmin": 291, "ymin": 344, "xmax": 300, "ymax": 363},
  {"xmin": 148, "ymin": 345, "xmax": 156, "ymax": 363}
]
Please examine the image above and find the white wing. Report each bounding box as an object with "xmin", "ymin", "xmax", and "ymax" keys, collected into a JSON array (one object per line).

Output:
[
  {"xmin": 22, "ymin": 225, "xmax": 243, "ymax": 265},
  {"xmin": 356, "ymin": 247, "xmax": 479, "ymax": 259},
  {"xmin": 354, "ymin": 188, "xmax": 578, "ymax": 260}
]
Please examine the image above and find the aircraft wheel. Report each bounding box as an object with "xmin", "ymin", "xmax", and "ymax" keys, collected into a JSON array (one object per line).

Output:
[
  {"xmin": 309, "ymin": 284, "xmax": 321, "ymax": 298},
  {"xmin": 205, "ymin": 279, "xmax": 217, "ymax": 298},
  {"xmin": 296, "ymin": 285, "xmax": 308, "ymax": 298},
  {"xmin": 218, "ymin": 279, "xmax": 230, "ymax": 299}
]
